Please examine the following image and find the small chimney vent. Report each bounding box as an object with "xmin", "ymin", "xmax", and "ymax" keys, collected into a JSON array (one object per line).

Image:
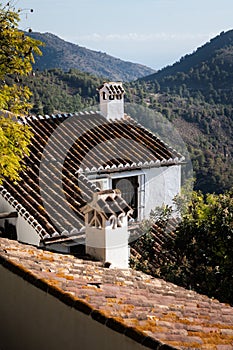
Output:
[{"xmin": 98, "ymin": 82, "xmax": 125, "ymax": 121}]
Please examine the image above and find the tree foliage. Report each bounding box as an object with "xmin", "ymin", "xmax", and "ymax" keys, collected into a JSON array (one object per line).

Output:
[
  {"xmin": 0, "ymin": 2, "xmax": 42, "ymax": 184},
  {"xmin": 131, "ymin": 189, "xmax": 233, "ymax": 305},
  {"xmin": 0, "ymin": 112, "xmax": 32, "ymax": 183},
  {"xmin": 17, "ymin": 68, "xmax": 103, "ymax": 115}
]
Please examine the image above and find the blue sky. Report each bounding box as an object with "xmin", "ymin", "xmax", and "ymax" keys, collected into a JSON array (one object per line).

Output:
[{"xmin": 14, "ymin": 0, "xmax": 233, "ymax": 69}]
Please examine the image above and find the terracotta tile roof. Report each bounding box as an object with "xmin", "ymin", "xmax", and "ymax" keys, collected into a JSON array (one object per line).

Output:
[
  {"xmin": 81, "ymin": 189, "xmax": 133, "ymax": 221},
  {"xmin": 1, "ymin": 237, "xmax": 233, "ymax": 350},
  {"xmin": 1, "ymin": 112, "xmax": 183, "ymax": 243}
]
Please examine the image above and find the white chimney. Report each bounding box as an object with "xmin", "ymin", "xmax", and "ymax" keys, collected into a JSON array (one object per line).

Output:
[
  {"xmin": 81, "ymin": 189, "xmax": 133, "ymax": 268},
  {"xmin": 98, "ymin": 82, "xmax": 125, "ymax": 121}
]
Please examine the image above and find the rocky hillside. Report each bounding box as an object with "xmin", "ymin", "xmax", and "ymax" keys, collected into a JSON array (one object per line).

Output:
[{"xmin": 26, "ymin": 32, "xmax": 155, "ymax": 82}]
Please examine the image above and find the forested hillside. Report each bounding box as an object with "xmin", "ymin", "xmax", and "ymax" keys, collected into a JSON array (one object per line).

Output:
[
  {"xmin": 25, "ymin": 32, "xmax": 155, "ymax": 82},
  {"xmin": 126, "ymin": 83, "xmax": 232, "ymax": 193},
  {"xmin": 8, "ymin": 68, "xmax": 102, "ymax": 115}
]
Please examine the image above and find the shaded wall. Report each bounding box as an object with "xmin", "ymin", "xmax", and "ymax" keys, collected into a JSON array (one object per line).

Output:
[
  {"xmin": 0, "ymin": 195, "xmax": 40, "ymax": 246},
  {"xmin": 0, "ymin": 265, "xmax": 147, "ymax": 350}
]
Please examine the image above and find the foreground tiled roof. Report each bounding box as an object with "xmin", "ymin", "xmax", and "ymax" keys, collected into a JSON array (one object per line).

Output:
[
  {"xmin": 1, "ymin": 237, "xmax": 233, "ymax": 350},
  {"xmin": 1, "ymin": 112, "xmax": 183, "ymax": 244}
]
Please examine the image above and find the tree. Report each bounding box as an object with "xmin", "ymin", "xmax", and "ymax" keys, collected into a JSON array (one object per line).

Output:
[
  {"xmin": 170, "ymin": 190, "xmax": 233, "ymax": 305},
  {"xmin": 131, "ymin": 189, "xmax": 233, "ymax": 305},
  {"xmin": 0, "ymin": 2, "xmax": 42, "ymax": 184}
]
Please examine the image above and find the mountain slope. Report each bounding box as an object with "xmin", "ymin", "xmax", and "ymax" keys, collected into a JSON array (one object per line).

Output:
[
  {"xmin": 140, "ymin": 30, "xmax": 233, "ymax": 105},
  {"xmin": 26, "ymin": 32, "xmax": 155, "ymax": 82},
  {"xmin": 127, "ymin": 30, "xmax": 233, "ymax": 193},
  {"xmin": 13, "ymin": 68, "xmax": 102, "ymax": 115}
]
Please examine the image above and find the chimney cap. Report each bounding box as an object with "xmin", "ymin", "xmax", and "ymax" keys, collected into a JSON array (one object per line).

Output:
[
  {"xmin": 81, "ymin": 189, "xmax": 133, "ymax": 219},
  {"xmin": 98, "ymin": 82, "xmax": 125, "ymax": 95}
]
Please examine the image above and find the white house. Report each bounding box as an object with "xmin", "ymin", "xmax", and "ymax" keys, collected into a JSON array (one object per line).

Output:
[{"xmin": 0, "ymin": 82, "xmax": 184, "ymax": 267}]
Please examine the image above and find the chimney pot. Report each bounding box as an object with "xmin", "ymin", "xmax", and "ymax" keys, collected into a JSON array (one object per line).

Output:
[{"xmin": 98, "ymin": 82, "xmax": 125, "ymax": 121}]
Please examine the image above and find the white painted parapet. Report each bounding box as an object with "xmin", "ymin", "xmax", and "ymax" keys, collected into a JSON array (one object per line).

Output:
[{"xmin": 81, "ymin": 189, "xmax": 132, "ymax": 268}]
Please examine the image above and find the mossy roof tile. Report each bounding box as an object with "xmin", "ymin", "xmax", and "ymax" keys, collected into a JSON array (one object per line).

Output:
[{"xmin": 1, "ymin": 237, "xmax": 233, "ymax": 349}]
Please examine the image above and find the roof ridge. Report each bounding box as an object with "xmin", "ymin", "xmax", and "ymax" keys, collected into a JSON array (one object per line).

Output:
[{"xmin": 20, "ymin": 111, "xmax": 100, "ymax": 124}]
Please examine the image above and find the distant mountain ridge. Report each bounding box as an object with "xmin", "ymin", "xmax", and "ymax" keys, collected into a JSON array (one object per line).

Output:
[
  {"xmin": 143, "ymin": 30, "xmax": 233, "ymax": 79},
  {"xmin": 140, "ymin": 29, "xmax": 233, "ymax": 105},
  {"xmin": 26, "ymin": 32, "xmax": 155, "ymax": 82}
]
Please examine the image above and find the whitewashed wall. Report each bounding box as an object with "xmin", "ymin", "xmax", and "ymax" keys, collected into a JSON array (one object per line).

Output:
[
  {"xmin": 0, "ymin": 265, "xmax": 149, "ymax": 350},
  {"xmin": 0, "ymin": 194, "xmax": 40, "ymax": 246},
  {"xmin": 86, "ymin": 222, "xmax": 129, "ymax": 269},
  {"xmin": 143, "ymin": 165, "xmax": 181, "ymax": 217},
  {"xmin": 92, "ymin": 165, "xmax": 181, "ymax": 221}
]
